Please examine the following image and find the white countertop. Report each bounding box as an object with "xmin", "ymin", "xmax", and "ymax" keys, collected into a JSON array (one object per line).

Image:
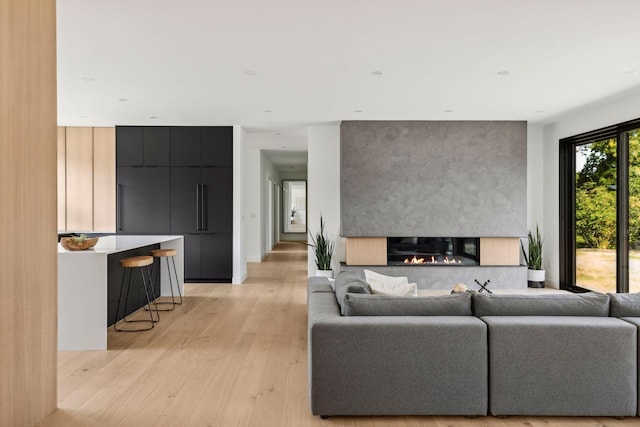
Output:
[{"xmin": 58, "ymin": 235, "xmax": 183, "ymax": 255}]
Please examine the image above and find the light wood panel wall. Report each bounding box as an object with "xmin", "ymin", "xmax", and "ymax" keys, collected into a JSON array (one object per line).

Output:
[
  {"xmin": 57, "ymin": 127, "xmax": 66, "ymax": 230},
  {"xmin": 0, "ymin": 1, "xmax": 58, "ymax": 425},
  {"xmin": 480, "ymin": 237, "xmax": 521, "ymax": 266},
  {"xmin": 65, "ymin": 127, "xmax": 94, "ymax": 230},
  {"xmin": 345, "ymin": 237, "xmax": 387, "ymax": 265},
  {"xmin": 93, "ymin": 127, "xmax": 116, "ymax": 231},
  {"xmin": 58, "ymin": 126, "xmax": 116, "ymax": 232}
]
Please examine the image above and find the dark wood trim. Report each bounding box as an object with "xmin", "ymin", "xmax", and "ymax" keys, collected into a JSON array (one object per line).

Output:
[{"xmin": 559, "ymin": 117, "xmax": 640, "ymax": 293}]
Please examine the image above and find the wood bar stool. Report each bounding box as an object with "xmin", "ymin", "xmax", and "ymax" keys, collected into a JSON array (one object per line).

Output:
[
  {"xmin": 114, "ymin": 255, "xmax": 159, "ymax": 332},
  {"xmin": 149, "ymin": 248, "xmax": 182, "ymax": 310}
]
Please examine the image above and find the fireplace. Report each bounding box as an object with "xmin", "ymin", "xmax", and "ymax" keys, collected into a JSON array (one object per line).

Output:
[{"xmin": 387, "ymin": 237, "xmax": 480, "ymax": 266}]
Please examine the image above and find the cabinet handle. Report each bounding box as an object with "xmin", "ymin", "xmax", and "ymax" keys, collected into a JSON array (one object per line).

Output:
[
  {"xmin": 117, "ymin": 184, "xmax": 123, "ymax": 231},
  {"xmin": 196, "ymin": 184, "xmax": 201, "ymax": 230},
  {"xmin": 201, "ymin": 184, "xmax": 208, "ymax": 231}
]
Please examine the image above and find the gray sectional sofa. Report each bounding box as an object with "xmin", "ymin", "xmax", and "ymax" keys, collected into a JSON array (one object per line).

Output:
[{"xmin": 307, "ymin": 275, "xmax": 640, "ymax": 418}]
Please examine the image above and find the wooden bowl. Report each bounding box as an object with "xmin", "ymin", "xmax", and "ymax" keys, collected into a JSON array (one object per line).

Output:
[{"xmin": 60, "ymin": 236, "xmax": 99, "ymax": 251}]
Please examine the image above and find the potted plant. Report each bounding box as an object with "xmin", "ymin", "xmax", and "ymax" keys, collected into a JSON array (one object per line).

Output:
[
  {"xmin": 522, "ymin": 225, "xmax": 545, "ymax": 288},
  {"xmin": 290, "ymin": 206, "xmax": 296, "ymax": 224},
  {"xmin": 308, "ymin": 215, "xmax": 334, "ymax": 278}
]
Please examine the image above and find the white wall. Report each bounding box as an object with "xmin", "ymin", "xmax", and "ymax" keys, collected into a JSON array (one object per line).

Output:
[
  {"xmin": 307, "ymin": 125, "xmax": 342, "ymax": 276},
  {"xmin": 261, "ymin": 152, "xmax": 280, "ymax": 257},
  {"xmin": 245, "ymin": 147, "xmax": 262, "ymax": 262},
  {"xmin": 526, "ymin": 123, "xmax": 545, "ymax": 272},
  {"xmin": 232, "ymin": 126, "xmax": 247, "ymax": 284},
  {"xmin": 542, "ymin": 90, "xmax": 640, "ymax": 288},
  {"xmin": 527, "ymin": 124, "xmax": 544, "ymax": 232}
]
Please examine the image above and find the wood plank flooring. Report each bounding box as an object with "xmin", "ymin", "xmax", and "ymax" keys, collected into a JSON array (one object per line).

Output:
[{"xmin": 38, "ymin": 242, "xmax": 639, "ymax": 426}]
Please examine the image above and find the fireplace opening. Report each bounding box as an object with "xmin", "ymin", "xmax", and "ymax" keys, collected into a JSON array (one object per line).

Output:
[{"xmin": 387, "ymin": 237, "xmax": 480, "ymax": 266}]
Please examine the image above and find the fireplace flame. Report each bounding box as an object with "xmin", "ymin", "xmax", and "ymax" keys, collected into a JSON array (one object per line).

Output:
[{"xmin": 403, "ymin": 255, "xmax": 463, "ymax": 264}]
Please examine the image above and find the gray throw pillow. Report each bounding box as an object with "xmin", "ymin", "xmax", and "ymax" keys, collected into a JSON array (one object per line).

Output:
[
  {"xmin": 343, "ymin": 292, "xmax": 472, "ymax": 316},
  {"xmin": 609, "ymin": 293, "xmax": 640, "ymax": 317},
  {"xmin": 473, "ymin": 292, "xmax": 610, "ymax": 317},
  {"xmin": 334, "ymin": 272, "xmax": 371, "ymax": 315}
]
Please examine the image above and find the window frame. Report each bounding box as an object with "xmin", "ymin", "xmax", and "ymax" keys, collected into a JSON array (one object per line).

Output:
[{"xmin": 559, "ymin": 118, "xmax": 640, "ymax": 293}]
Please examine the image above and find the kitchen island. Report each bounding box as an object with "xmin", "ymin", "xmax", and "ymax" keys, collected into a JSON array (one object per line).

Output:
[{"xmin": 58, "ymin": 235, "xmax": 184, "ymax": 350}]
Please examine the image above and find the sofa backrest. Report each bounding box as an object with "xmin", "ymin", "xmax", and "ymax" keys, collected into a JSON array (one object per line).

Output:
[
  {"xmin": 609, "ymin": 293, "xmax": 640, "ymax": 317},
  {"xmin": 473, "ymin": 292, "xmax": 610, "ymax": 317},
  {"xmin": 342, "ymin": 292, "xmax": 472, "ymax": 316}
]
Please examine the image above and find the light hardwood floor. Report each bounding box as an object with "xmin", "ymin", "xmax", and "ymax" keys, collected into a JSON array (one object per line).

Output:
[{"xmin": 39, "ymin": 242, "xmax": 639, "ymax": 426}]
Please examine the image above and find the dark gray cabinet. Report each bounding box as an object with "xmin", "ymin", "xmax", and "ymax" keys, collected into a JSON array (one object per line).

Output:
[
  {"xmin": 201, "ymin": 127, "xmax": 233, "ymax": 166},
  {"xmin": 116, "ymin": 126, "xmax": 170, "ymax": 166},
  {"xmin": 181, "ymin": 233, "xmax": 232, "ymax": 280},
  {"xmin": 170, "ymin": 126, "xmax": 233, "ymax": 167},
  {"xmin": 170, "ymin": 166, "xmax": 233, "ymax": 280},
  {"xmin": 117, "ymin": 167, "xmax": 170, "ymax": 234},
  {"xmin": 116, "ymin": 125, "xmax": 233, "ymax": 282}
]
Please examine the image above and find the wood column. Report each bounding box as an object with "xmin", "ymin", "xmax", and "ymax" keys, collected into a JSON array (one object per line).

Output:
[{"xmin": 0, "ymin": 0, "xmax": 58, "ymax": 425}]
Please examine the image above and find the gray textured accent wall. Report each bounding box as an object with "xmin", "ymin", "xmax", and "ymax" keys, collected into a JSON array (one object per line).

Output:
[{"xmin": 341, "ymin": 121, "xmax": 527, "ymax": 237}]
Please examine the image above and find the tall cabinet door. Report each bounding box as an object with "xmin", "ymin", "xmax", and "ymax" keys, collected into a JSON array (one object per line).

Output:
[
  {"xmin": 93, "ymin": 127, "xmax": 116, "ymax": 231},
  {"xmin": 201, "ymin": 167, "xmax": 233, "ymax": 233},
  {"xmin": 66, "ymin": 127, "xmax": 93, "ymax": 231},
  {"xmin": 170, "ymin": 168, "xmax": 201, "ymax": 233},
  {"xmin": 117, "ymin": 167, "xmax": 170, "ymax": 234}
]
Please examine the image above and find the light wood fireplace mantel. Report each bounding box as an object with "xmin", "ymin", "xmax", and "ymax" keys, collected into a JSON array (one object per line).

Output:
[{"xmin": 345, "ymin": 237, "xmax": 387, "ymax": 265}]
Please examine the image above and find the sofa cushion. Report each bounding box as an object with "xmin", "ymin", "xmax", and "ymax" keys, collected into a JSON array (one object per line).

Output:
[
  {"xmin": 473, "ymin": 292, "xmax": 610, "ymax": 317},
  {"xmin": 334, "ymin": 272, "xmax": 371, "ymax": 315},
  {"xmin": 343, "ymin": 292, "xmax": 472, "ymax": 316},
  {"xmin": 609, "ymin": 292, "xmax": 640, "ymax": 317},
  {"xmin": 363, "ymin": 269, "xmax": 416, "ymax": 296}
]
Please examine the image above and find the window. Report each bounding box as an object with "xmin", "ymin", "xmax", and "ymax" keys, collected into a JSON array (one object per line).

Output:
[{"xmin": 560, "ymin": 118, "xmax": 640, "ymax": 292}]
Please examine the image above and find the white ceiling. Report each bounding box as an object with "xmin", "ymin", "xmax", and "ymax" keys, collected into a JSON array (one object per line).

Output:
[{"xmin": 57, "ymin": 0, "xmax": 640, "ymax": 135}]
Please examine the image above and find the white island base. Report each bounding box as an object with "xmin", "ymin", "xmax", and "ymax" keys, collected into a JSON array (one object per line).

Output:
[{"xmin": 58, "ymin": 235, "xmax": 184, "ymax": 350}]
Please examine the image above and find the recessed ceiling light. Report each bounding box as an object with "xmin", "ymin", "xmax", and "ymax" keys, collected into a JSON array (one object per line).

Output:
[
  {"xmin": 81, "ymin": 77, "xmax": 95, "ymax": 82},
  {"xmin": 243, "ymin": 70, "xmax": 257, "ymax": 76},
  {"xmin": 118, "ymin": 98, "xmax": 128, "ymax": 102},
  {"xmin": 79, "ymin": 115, "xmax": 88, "ymax": 118},
  {"xmin": 274, "ymin": 133, "xmax": 281, "ymax": 136},
  {"xmin": 496, "ymin": 70, "xmax": 510, "ymax": 76},
  {"xmin": 443, "ymin": 109, "xmax": 453, "ymax": 113},
  {"xmin": 263, "ymin": 109, "xmax": 272, "ymax": 113},
  {"xmin": 354, "ymin": 109, "xmax": 363, "ymax": 113},
  {"xmin": 534, "ymin": 110, "xmax": 544, "ymax": 113},
  {"xmin": 149, "ymin": 116, "xmax": 158, "ymax": 119},
  {"xmin": 623, "ymin": 70, "xmax": 637, "ymax": 75},
  {"xmin": 371, "ymin": 70, "xmax": 383, "ymax": 76},
  {"xmin": 280, "ymin": 145, "xmax": 286, "ymax": 149}
]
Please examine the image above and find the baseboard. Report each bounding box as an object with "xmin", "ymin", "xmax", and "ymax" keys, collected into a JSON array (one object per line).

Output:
[{"xmin": 232, "ymin": 271, "xmax": 247, "ymax": 284}]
